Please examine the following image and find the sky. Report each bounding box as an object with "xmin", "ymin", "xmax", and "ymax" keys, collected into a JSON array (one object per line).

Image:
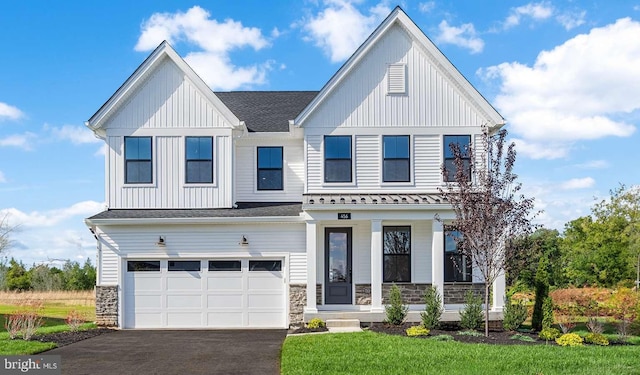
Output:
[{"xmin": 0, "ymin": 0, "xmax": 639, "ymax": 266}]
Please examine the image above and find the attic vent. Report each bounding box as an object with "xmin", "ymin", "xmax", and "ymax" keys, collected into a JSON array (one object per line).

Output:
[{"xmin": 387, "ymin": 63, "xmax": 406, "ymax": 94}]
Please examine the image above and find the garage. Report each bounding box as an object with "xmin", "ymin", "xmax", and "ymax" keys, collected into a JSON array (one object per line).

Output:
[{"xmin": 123, "ymin": 259, "xmax": 285, "ymax": 328}]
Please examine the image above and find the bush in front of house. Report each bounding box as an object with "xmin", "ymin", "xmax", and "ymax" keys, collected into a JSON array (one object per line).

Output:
[
  {"xmin": 584, "ymin": 333, "xmax": 609, "ymax": 346},
  {"xmin": 306, "ymin": 318, "xmax": 325, "ymax": 329},
  {"xmin": 459, "ymin": 291, "xmax": 483, "ymax": 331},
  {"xmin": 385, "ymin": 284, "xmax": 408, "ymax": 325},
  {"xmin": 502, "ymin": 296, "xmax": 528, "ymax": 331},
  {"xmin": 406, "ymin": 325, "xmax": 430, "ymax": 337},
  {"xmin": 555, "ymin": 333, "xmax": 584, "ymax": 347},
  {"xmin": 538, "ymin": 327, "xmax": 561, "ymax": 343},
  {"xmin": 542, "ymin": 296, "xmax": 554, "ymax": 330},
  {"xmin": 420, "ymin": 285, "xmax": 443, "ymax": 330}
]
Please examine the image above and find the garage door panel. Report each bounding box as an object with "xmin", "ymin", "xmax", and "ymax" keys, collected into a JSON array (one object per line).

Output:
[
  {"xmin": 167, "ymin": 312, "xmax": 202, "ymax": 327},
  {"xmin": 127, "ymin": 276, "xmax": 163, "ymax": 291},
  {"xmin": 247, "ymin": 275, "xmax": 282, "ymax": 290},
  {"xmin": 247, "ymin": 294, "xmax": 283, "ymax": 308},
  {"xmin": 126, "ymin": 294, "xmax": 162, "ymax": 309},
  {"xmin": 167, "ymin": 294, "xmax": 202, "ymax": 308},
  {"xmin": 167, "ymin": 275, "xmax": 202, "ymax": 290},
  {"xmin": 207, "ymin": 276, "xmax": 242, "ymax": 290},
  {"xmin": 248, "ymin": 312, "xmax": 284, "ymax": 327},
  {"xmin": 208, "ymin": 312, "xmax": 243, "ymax": 327},
  {"xmin": 208, "ymin": 294, "xmax": 243, "ymax": 308},
  {"xmin": 128, "ymin": 312, "xmax": 162, "ymax": 328}
]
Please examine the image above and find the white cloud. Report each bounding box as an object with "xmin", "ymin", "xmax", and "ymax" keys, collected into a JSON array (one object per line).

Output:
[
  {"xmin": 0, "ymin": 102, "xmax": 24, "ymax": 121},
  {"xmin": 302, "ymin": 0, "xmax": 391, "ymax": 63},
  {"xmin": 504, "ymin": 2, "xmax": 554, "ymax": 29},
  {"xmin": 556, "ymin": 10, "xmax": 586, "ymax": 30},
  {"xmin": 0, "ymin": 171, "xmax": 5, "ymax": 183},
  {"xmin": 482, "ymin": 18, "xmax": 640, "ymax": 159},
  {"xmin": 135, "ymin": 6, "xmax": 271, "ymax": 90},
  {"xmin": 573, "ymin": 160, "xmax": 609, "ymax": 169},
  {"xmin": 45, "ymin": 124, "xmax": 102, "ymax": 145},
  {"xmin": 0, "ymin": 132, "xmax": 37, "ymax": 150},
  {"xmin": 511, "ymin": 138, "xmax": 570, "ymax": 160},
  {"xmin": 418, "ymin": 1, "xmax": 436, "ymax": 13},
  {"xmin": 0, "ymin": 201, "xmax": 104, "ymax": 229},
  {"xmin": 560, "ymin": 177, "xmax": 595, "ymax": 190},
  {"xmin": 435, "ymin": 20, "xmax": 484, "ymax": 54}
]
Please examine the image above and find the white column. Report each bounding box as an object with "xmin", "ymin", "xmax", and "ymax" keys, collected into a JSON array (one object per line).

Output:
[
  {"xmin": 492, "ymin": 272, "xmax": 506, "ymax": 311},
  {"xmin": 431, "ymin": 220, "xmax": 445, "ymax": 310},
  {"xmin": 370, "ymin": 219, "xmax": 383, "ymax": 313},
  {"xmin": 304, "ymin": 221, "xmax": 318, "ymax": 313}
]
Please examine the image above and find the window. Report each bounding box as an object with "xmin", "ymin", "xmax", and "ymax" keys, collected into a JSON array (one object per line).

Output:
[
  {"xmin": 443, "ymin": 135, "xmax": 471, "ymax": 182},
  {"xmin": 125, "ymin": 137, "xmax": 152, "ymax": 184},
  {"xmin": 383, "ymin": 135, "xmax": 410, "ymax": 182},
  {"xmin": 186, "ymin": 137, "xmax": 213, "ymax": 183},
  {"xmin": 324, "ymin": 136, "xmax": 352, "ymax": 183},
  {"xmin": 383, "ymin": 226, "xmax": 411, "ymax": 282},
  {"xmin": 444, "ymin": 230, "xmax": 472, "ymax": 282},
  {"xmin": 127, "ymin": 261, "xmax": 160, "ymax": 272},
  {"xmin": 257, "ymin": 147, "xmax": 283, "ymax": 190},
  {"xmin": 249, "ymin": 260, "xmax": 281, "ymax": 272},
  {"xmin": 168, "ymin": 261, "xmax": 201, "ymax": 271},
  {"xmin": 208, "ymin": 260, "xmax": 241, "ymax": 271}
]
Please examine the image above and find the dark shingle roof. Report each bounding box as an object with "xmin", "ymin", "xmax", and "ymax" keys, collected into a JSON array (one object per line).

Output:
[
  {"xmin": 88, "ymin": 202, "xmax": 302, "ymax": 220},
  {"xmin": 214, "ymin": 91, "xmax": 318, "ymax": 132}
]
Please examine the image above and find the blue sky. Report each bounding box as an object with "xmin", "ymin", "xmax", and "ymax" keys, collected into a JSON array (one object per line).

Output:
[{"xmin": 0, "ymin": 0, "xmax": 639, "ymax": 266}]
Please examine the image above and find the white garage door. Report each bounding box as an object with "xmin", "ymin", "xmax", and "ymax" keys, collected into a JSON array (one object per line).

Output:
[{"xmin": 123, "ymin": 259, "xmax": 285, "ymax": 328}]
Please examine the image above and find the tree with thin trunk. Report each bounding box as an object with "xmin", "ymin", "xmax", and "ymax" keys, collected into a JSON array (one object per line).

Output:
[
  {"xmin": 439, "ymin": 127, "xmax": 537, "ymax": 337},
  {"xmin": 0, "ymin": 213, "xmax": 17, "ymax": 254}
]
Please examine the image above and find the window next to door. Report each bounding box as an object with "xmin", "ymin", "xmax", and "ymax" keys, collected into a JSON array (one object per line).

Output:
[
  {"xmin": 383, "ymin": 226, "xmax": 411, "ymax": 282},
  {"xmin": 444, "ymin": 229, "xmax": 472, "ymax": 282}
]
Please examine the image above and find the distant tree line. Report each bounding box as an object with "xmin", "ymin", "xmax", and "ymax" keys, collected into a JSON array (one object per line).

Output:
[
  {"xmin": 0, "ymin": 258, "xmax": 96, "ymax": 291},
  {"xmin": 509, "ymin": 184, "xmax": 640, "ymax": 290}
]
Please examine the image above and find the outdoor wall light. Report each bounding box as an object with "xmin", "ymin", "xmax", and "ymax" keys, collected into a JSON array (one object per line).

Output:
[
  {"xmin": 239, "ymin": 235, "xmax": 249, "ymax": 246},
  {"xmin": 156, "ymin": 236, "xmax": 166, "ymax": 247}
]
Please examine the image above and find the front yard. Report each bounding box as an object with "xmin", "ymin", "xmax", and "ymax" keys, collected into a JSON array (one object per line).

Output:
[{"xmin": 281, "ymin": 331, "xmax": 640, "ymax": 375}]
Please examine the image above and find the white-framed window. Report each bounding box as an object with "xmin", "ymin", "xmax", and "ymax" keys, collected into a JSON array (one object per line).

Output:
[{"xmin": 324, "ymin": 135, "xmax": 352, "ymax": 183}]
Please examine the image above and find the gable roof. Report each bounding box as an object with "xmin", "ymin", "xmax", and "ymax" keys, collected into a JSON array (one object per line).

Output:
[
  {"xmin": 85, "ymin": 41, "xmax": 241, "ymax": 135},
  {"xmin": 294, "ymin": 6, "xmax": 505, "ymax": 128},
  {"xmin": 215, "ymin": 91, "xmax": 318, "ymax": 132}
]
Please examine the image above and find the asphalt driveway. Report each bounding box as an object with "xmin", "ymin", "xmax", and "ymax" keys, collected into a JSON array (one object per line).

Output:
[{"xmin": 46, "ymin": 329, "xmax": 287, "ymax": 375}]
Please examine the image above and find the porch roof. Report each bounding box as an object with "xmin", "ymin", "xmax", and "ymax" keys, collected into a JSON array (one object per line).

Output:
[{"xmin": 303, "ymin": 193, "xmax": 448, "ymax": 206}]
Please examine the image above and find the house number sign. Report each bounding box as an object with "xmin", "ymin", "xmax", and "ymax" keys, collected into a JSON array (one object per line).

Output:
[{"xmin": 338, "ymin": 213, "xmax": 351, "ymax": 220}]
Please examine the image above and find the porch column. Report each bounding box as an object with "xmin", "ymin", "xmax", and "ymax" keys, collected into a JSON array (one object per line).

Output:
[
  {"xmin": 431, "ymin": 220, "xmax": 445, "ymax": 310},
  {"xmin": 304, "ymin": 220, "xmax": 318, "ymax": 313},
  {"xmin": 492, "ymin": 272, "xmax": 506, "ymax": 311},
  {"xmin": 371, "ymin": 219, "xmax": 383, "ymax": 313}
]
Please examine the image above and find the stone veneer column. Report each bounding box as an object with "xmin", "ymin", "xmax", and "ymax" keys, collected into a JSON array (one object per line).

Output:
[
  {"xmin": 431, "ymin": 220, "xmax": 445, "ymax": 310},
  {"xmin": 305, "ymin": 221, "xmax": 318, "ymax": 313},
  {"xmin": 370, "ymin": 219, "xmax": 383, "ymax": 313},
  {"xmin": 289, "ymin": 284, "xmax": 307, "ymax": 326},
  {"xmin": 95, "ymin": 285, "xmax": 118, "ymax": 327}
]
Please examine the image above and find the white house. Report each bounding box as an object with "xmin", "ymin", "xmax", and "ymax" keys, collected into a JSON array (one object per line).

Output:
[{"xmin": 85, "ymin": 7, "xmax": 506, "ymax": 329}]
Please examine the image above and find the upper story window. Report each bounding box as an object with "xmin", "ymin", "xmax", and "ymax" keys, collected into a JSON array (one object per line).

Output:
[
  {"xmin": 443, "ymin": 135, "xmax": 471, "ymax": 182},
  {"xmin": 185, "ymin": 137, "xmax": 213, "ymax": 184},
  {"xmin": 444, "ymin": 229, "xmax": 472, "ymax": 282},
  {"xmin": 383, "ymin": 226, "xmax": 411, "ymax": 282},
  {"xmin": 383, "ymin": 135, "xmax": 410, "ymax": 182},
  {"xmin": 257, "ymin": 147, "xmax": 283, "ymax": 190},
  {"xmin": 324, "ymin": 136, "xmax": 352, "ymax": 183},
  {"xmin": 125, "ymin": 137, "xmax": 152, "ymax": 184}
]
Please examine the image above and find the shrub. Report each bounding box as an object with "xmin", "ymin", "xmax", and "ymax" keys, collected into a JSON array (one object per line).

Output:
[
  {"xmin": 608, "ymin": 288, "xmax": 638, "ymax": 336},
  {"xmin": 306, "ymin": 318, "xmax": 325, "ymax": 329},
  {"xmin": 431, "ymin": 334, "xmax": 454, "ymax": 341},
  {"xmin": 406, "ymin": 325, "xmax": 430, "ymax": 337},
  {"xmin": 21, "ymin": 311, "xmax": 43, "ymax": 340},
  {"xmin": 510, "ymin": 333, "xmax": 536, "ymax": 342},
  {"xmin": 420, "ymin": 286, "xmax": 443, "ymax": 330},
  {"xmin": 531, "ymin": 257, "xmax": 550, "ymax": 331},
  {"xmin": 384, "ymin": 284, "xmax": 408, "ymax": 325},
  {"xmin": 66, "ymin": 310, "xmax": 85, "ymax": 332},
  {"xmin": 458, "ymin": 329, "xmax": 483, "ymax": 337},
  {"xmin": 556, "ymin": 315, "xmax": 576, "ymax": 334},
  {"xmin": 584, "ymin": 333, "xmax": 609, "ymax": 346},
  {"xmin": 542, "ymin": 296, "xmax": 554, "ymax": 330},
  {"xmin": 555, "ymin": 333, "xmax": 584, "ymax": 347},
  {"xmin": 459, "ymin": 291, "xmax": 483, "ymax": 331},
  {"xmin": 586, "ymin": 317, "xmax": 604, "ymax": 334},
  {"xmin": 538, "ymin": 327, "xmax": 561, "ymax": 343},
  {"xmin": 502, "ymin": 297, "xmax": 528, "ymax": 331},
  {"xmin": 5, "ymin": 313, "xmax": 24, "ymax": 339}
]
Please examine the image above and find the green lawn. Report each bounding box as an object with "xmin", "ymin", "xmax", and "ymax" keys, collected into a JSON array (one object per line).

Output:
[{"xmin": 281, "ymin": 331, "xmax": 640, "ymax": 375}]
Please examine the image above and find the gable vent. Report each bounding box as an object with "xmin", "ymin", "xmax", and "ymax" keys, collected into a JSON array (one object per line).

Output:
[{"xmin": 387, "ymin": 63, "xmax": 406, "ymax": 94}]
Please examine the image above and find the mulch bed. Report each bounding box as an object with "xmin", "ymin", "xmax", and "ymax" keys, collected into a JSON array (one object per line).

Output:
[{"xmin": 31, "ymin": 328, "xmax": 115, "ymax": 347}]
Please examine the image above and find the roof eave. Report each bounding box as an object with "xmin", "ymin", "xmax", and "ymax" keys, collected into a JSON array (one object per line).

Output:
[{"xmin": 85, "ymin": 215, "xmax": 306, "ymax": 226}]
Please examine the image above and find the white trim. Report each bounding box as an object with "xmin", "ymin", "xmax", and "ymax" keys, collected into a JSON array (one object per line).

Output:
[
  {"xmin": 86, "ymin": 216, "xmax": 305, "ymax": 226},
  {"xmin": 370, "ymin": 219, "xmax": 383, "ymax": 312}
]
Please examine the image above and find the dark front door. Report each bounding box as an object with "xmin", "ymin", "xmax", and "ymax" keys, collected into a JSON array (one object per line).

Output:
[{"xmin": 325, "ymin": 228, "xmax": 352, "ymax": 304}]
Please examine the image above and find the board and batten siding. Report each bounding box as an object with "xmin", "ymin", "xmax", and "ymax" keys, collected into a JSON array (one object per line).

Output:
[
  {"xmin": 105, "ymin": 134, "xmax": 232, "ymax": 208},
  {"xmin": 97, "ymin": 223, "xmax": 306, "ymax": 285},
  {"xmin": 235, "ymin": 138, "xmax": 304, "ymax": 202},
  {"xmin": 302, "ymin": 24, "xmax": 492, "ymax": 129}
]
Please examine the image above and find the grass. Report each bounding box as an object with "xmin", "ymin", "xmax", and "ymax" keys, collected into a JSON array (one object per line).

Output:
[{"xmin": 281, "ymin": 331, "xmax": 640, "ymax": 375}]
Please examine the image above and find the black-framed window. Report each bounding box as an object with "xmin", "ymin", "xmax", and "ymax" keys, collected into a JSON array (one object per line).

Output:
[
  {"xmin": 208, "ymin": 260, "xmax": 241, "ymax": 271},
  {"xmin": 383, "ymin": 135, "xmax": 410, "ymax": 182},
  {"xmin": 444, "ymin": 230, "xmax": 472, "ymax": 282},
  {"xmin": 127, "ymin": 261, "xmax": 160, "ymax": 272},
  {"xmin": 125, "ymin": 137, "xmax": 152, "ymax": 184},
  {"xmin": 257, "ymin": 147, "xmax": 283, "ymax": 190},
  {"xmin": 186, "ymin": 137, "xmax": 213, "ymax": 183},
  {"xmin": 168, "ymin": 260, "xmax": 201, "ymax": 271},
  {"xmin": 249, "ymin": 260, "xmax": 282, "ymax": 272},
  {"xmin": 383, "ymin": 226, "xmax": 411, "ymax": 282},
  {"xmin": 443, "ymin": 135, "xmax": 471, "ymax": 182},
  {"xmin": 324, "ymin": 136, "xmax": 352, "ymax": 183}
]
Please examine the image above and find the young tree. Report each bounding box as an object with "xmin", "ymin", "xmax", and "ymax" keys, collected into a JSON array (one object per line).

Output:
[
  {"xmin": 0, "ymin": 213, "xmax": 17, "ymax": 255},
  {"xmin": 440, "ymin": 128, "xmax": 537, "ymax": 336}
]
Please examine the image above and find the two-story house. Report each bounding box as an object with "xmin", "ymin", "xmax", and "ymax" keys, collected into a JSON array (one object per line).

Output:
[{"xmin": 85, "ymin": 7, "xmax": 506, "ymax": 329}]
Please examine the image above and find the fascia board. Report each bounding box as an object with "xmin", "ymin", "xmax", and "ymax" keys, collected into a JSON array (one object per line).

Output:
[{"xmin": 85, "ymin": 215, "xmax": 306, "ymax": 226}]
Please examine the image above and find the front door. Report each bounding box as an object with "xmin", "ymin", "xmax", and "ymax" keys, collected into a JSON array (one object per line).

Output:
[{"xmin": 325, "ymin": 228, "xmax": 352, "ymax": 304}]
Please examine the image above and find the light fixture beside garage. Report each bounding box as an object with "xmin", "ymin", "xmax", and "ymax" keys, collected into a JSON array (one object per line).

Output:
[
  {"xmin": 156, "ymin": 236, "xmax": 166, "ymax": 247},
  {"xmin": 239, "ymin": 235, "xmax": 249, "ymax": 246}
]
